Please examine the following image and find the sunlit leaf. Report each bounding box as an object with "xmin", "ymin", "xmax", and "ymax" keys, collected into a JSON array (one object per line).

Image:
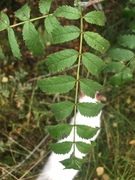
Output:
[
  {"xmin": 82, "ymin": 52, "xmax": 106, "ymax": 75},
  {"xmin": 23, "ymin": 22, "xmax": 44, "ymax": 56},
  {"xmin": 15, "ymin": 4, "xmax": 30, "ymax": 21},
  {"xmin": 80, "ymin": 79, "xmax": 102, "ymax": 98},
  {"xmin": 104, "ymin": 62, "xmax": 125, "ymax": 73},
  {"xmin": 77, "ymin": 102, "xmax": 104, "ymax": 117},
  {"xmin": 107, "ymin": 48, "xmax": 134, "ymax": 61},
  {"xmin": 0, "ymin": 12, "xmax": 10, "ymax": 30},
  {"xmin": 38, "ymin": 75, "xmax": 76, "ymax": 94},
  {"xmin": 110, "ymin": 67, "xmax": 133, "ymax": 87},
  {"xmin": 45, "ymin": 49, "xmax": 78, "ymax": 72},
  {"xmin": 76, "ymin": 141, "xmax": 96, "ymax": 154},
  {"xmin": 47, "ymin": 124, "xmax": 73, "ymax": 140},
  {"xmin": 84, "ymin": 11, "xmax": 106, "ymax": 26},
  {"xmin": 52, "ymin": 25, "xmax": 80, "ymax": 44},
  {"xmin": 60, "ymin": 156, "xmax": 85, "ymax": 170},
  {"xmin": 45, "ymin": 15, "xmax": 61, "ymax": 34},
  {"xmin": 7, "ymin": 27, "xmax": 21, "ymax": 59},
  {"xmin": 50, "ymin": 142, "xmax": 72, "ymax": 154},
  {"xmin": 49, "ymin": 101, "xmax": 74, "ymax": 121},
  {"xmin": 39, "ymin": 0, "xmax": 53, "ymax": 14},
  {"xmin": 54, "ymin": 5, "xmax": 81, "ymax": 20},
  {"xmin": 77, "ymin": 125, "xmax": 99, "ymax": 139},
  {"xmin": 84, "ymin": 32, "xmax": 110, "ymax": 53}
]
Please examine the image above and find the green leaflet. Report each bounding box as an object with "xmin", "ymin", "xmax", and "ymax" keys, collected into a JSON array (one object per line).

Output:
[
  {"xmin": 45, "ymin": 15, "xmax": 61, "ymax": 34},
  {"xmin": 50, "ymin": 142, "xmax": 72, "ymax": 154},
  {"xmin": 0, "ymin": 47, "xmax": 6, "ymax": 60},
  {"xmin": 22, "ymin": 22, "xmax": 44, "ymax": 56},
  {"xmin": 107, "ymin": 48, "xmax": 134, "ymax": 61},
  {"xmin": 54, "ymin": 5, "xmax": 81, "ymax": 20},
  {"xmin": 76, "ymin": 141, "xmax": 96, "ymax": 154},
  {"xmin": 83, "ymin": 11, "xmax": 106, "ymax": 26},
  {"xmin": 110, "ymin": 67, "xmax": 133, "ymax": 87},
  {"xmin": 38, "ymin": 75, "xmax": 76, "ymax": 94},
  {"xmin": 45, "ymin": 49, "xmax": 78, "ymax": 73},
  {"xmin": 49, "ymin": 101, "xmax": 74, "ymax": 121},
  {"xmin": 15, "ymin": 4, "xmax": 30, "ymax": 21},
  {"xmin": 82, "ymin": 52, "xmax": 106, "ymax": 75},
  {"xmin": 80, "ymin": 79, "xmax": 102, "ymax": 98},
  {"xmin": 118, "ymin": 34, "xmax": 135, "ymax": 49},
  {"xmin": 52, "ymin": 25, "xmax": 80, "ymax": 44},
  {"xmin": 77, "ymin": 125, "xmax": 99, "ymax": 139},
  {"xmin": 104, "ymin": 62, "xmax": 125, "ymax": 73},
  {"xmin": 60, "ymin": 156, "xmax": 85, "ymax": 170},
  {"xmin": 39, "ymin": 0, "xmax": 53, "ymax": 14},
  {"xmin": 77, "ymin": 102, "xmax": 104, "ymax": 117},
  {"xmin": 47, "ymin": 124, "xmax": 73, "ymax": 140},
  {"xmin": 84, "ymin": 32, "xmax": 110, "ymax": 54},
  {"xmin": 0, "ymin": 12, "xmax": 10, "ymax": 30},
  {"xmin": 7, "ymin": 27, "xmax": 21, "ymax": 59}
]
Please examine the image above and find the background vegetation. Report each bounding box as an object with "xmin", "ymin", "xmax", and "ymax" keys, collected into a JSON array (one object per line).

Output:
[{"xmin": 0, "ymin": 0, "xmax": 135, "ymax": 179}]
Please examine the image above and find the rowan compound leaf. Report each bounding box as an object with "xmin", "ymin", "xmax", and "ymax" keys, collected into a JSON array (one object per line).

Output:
[
  {"xmin": 50, "ymin": 142, "xmax": 72, "ymax": 154},
  {"xmin": 54, "ymin": 5, "xmax": 81, "ymax": 20},
  {"xmin": 52, "ymin": 25, "xmax": 80, "ymax": 44},
  {"xmin": 49, "ymin": 101, "xmax": 74, "ymax": 121},
  {"xmin": 84, "ymin": 11, "xmax": 106, "ymax": 26},
  {"xmin": 45, "ymin": 49, "xmax": 78, "ymax": 73},
  {"xmin": 77, "ymin": 125, "xmax": 99, "ymax": 139},
  {"xmin": 39, "ymin": 0, "xmax": 53, "ymax": 14},
  {"xmin": 80, "ymin": 79, "xmax": 102, "ymax": 98},
  {"xmin": 45, "ymin": 15, "xmax": 61, "ymax": 34},
  {"xmin": 110, "ymin": 67, "xmax": 133, "ymax": 87},
  {"xmin": 107, "ymin": 48, "xmax": 134, "ymax": 61},
  {"xmin": 77, "ymin": 102, "xmax": 104, "ymax": 117},
  {"xmin": 46, "ymin": 124, "xmax": 73, "ymax": 140},
  {"xmin": 23, "ymin": 22, "xmax": 44, "ymax": 56},
  {"xmin": 15, "ymin": 4, "xmax": 30, "ymax": 21},
  {"xmin": 118, "ymin": 34, "xmax": 135, "ymax": 49},
  {"xmin": 104, "ymin": 62, "xmax": 125, "ymax": 73},
  {"xmin": 0, "ymin": 12, "xmax": 10, "ymax": 30},
  {"xmin": 82, "ymin": 52, "xmax": 106, "ymax": 75},
  {"xmin": 76, "ymin": 141, "xmax": 96, "ymax": 154},
  {"xmin": 61, "ymin": 156, "xmax": 85, "ymax": 170},
  {"xmin": 38, "ymin": 75, "xmax": 75, "ymax": 94},
  {"xmin": 84, "ymin": 32, "xmax": 110, "ymax": 54},
  {"xmin": 7, "ymin": 27, "xmax": 21, "ymax": 59}
]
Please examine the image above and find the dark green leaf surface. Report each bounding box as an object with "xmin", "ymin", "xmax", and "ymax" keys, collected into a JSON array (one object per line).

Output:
[
  {"xmin": 84, "ymin": 32, "xmax": 110, "ymax": 54},
  {"xmin": 77, "ymin": 102, "xmax": 104, "ymax": 117},
  {"xmin": 38, "ymin": 75, "xmax": 76, "ymax": 94},
  {"xmin": 45, "ymin": 15, "xmax": 61, "ymax": 34},
  {"xmin": 82, "ymin": 52, "xmax": 106, "ymax": 75},
  {"xmin": 118, "ymin": 35, "xmax": 135, "ymax": 49},
  {"xmin": 77, "ymin": 125, "xmax": 99, "ymax": 139},
  {"xmin": 104, "ymin": 62, "xmax": 125, "ymax": 73},
  {"xmin": 23, "ymin": 22, "xmax": 44, "ymax": 56},
  {"xmin": 52, "ymin": 25, "xmax": 80, "ymax": 44},
  {"xmin": 60, "ymin": 156, "xmax": 85, "ymax": 170},
  {"xmin": 39, "ymin": 0, "xmax": 53, "ymax": 14},
  {"xmin": 76, "ymin": 141, "xmax": 96, "ymax": 154},
  {"xmin": 0, "ymin": 12, "xmax": 10, "ymax": 30},
  {"xmin": 54, "ymin": 5, "xmax": 81, "ymax": 20},
  {"xmin": 107, "ymin": 48, "xmax": 134, "ymax": 61},
  {"xmin": 0, "ymin": 48, "xmax": 6, "ymax": 59},
  {"xmin": 46, "ymin": 124, "xmax": 73, "ymax": 140},
  {"xmin": 15, "ymin": 4, "xmax": 30, "ymax": 21},
  {"xmin": 84, "ymin": 11, "xmax": 106, "ymax": 26},
  {"xmin": 45, "ymin": 49, "xmax": 78, "ymax": 73},
  {"xmin": 110, "ymin": 67, "xmax": 133, "ymax": 87},
  {"xmin": 49, "ymin": 101, "xmax": 74, "ymax": 121},
  {"xmin": 80, "ymin": 79, "xmax": 102, "ymax": 98},
  {"xmin": 50, "ymin": 142, "xmax": 72, "ymax": 154},
  {"xmin": 7, "ymin": 27, "xmax": 21, "ymax": 59}
]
